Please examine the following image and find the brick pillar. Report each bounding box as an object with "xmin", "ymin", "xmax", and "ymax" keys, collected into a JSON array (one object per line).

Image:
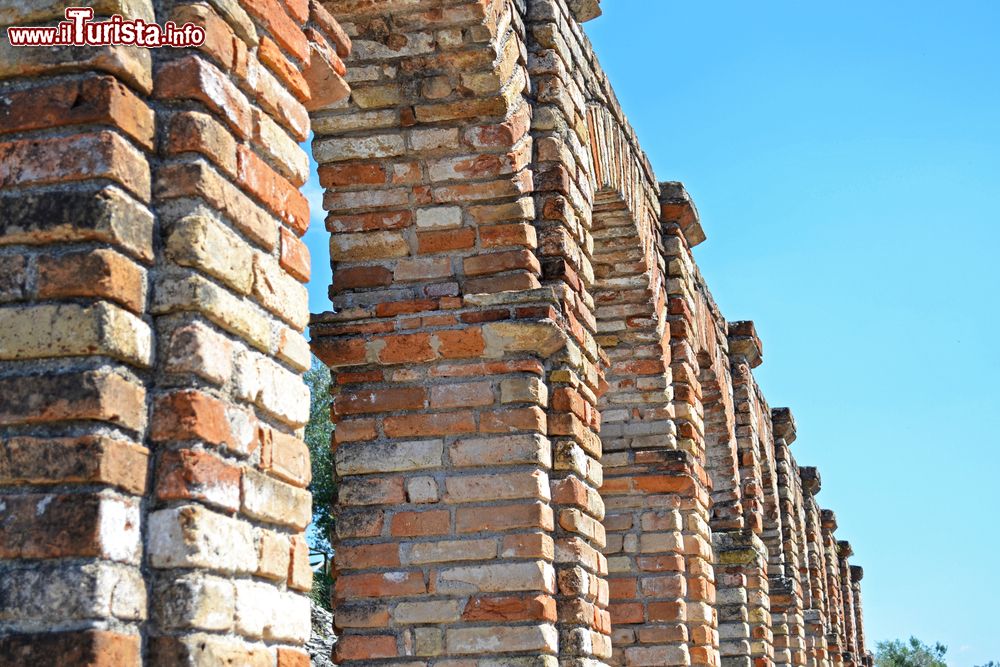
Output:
[
  {"xmin": 586, "ymin": 105, "xmax": 716, "ymax": 667},
  {"xmin": 820, "ymin": 511, "xmax": 845, "ymax": 667},
  {"xmin": 1, "ymin": 0, "xmax": 350, "ymax": 663},
  {"xmin": 770, "ymin": 409, "xmax": 807, "ymax": 667},
  {"xmin": 0, "ymin": 7, "xmax": 154, "ymax": 660},
  {"xmin": 835, "ymin": 542, "xmax": 857, "ymax": 667},
  {"xmin": 848, "ymin": 566, "xmax": 868, "ymax": 666},
  {"xmin": 310, "ymin": 0, "xmax": 611, "ymax": 664},
  {"xmin": 799, "ymin": 468, "xmax": 832, "ymax": 667}
]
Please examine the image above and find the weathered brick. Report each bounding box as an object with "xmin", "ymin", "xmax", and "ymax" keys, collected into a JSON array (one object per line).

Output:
[
  {"xmin": 165, "ymin": 214, "xmax": 254, "ymax": 294},
  {"xmin": 147, "ymin": 504, "xmax": 256, "ymax": 574},
  {"xmin": 155, "ymin": 55, "xmax": 251, "ymax": 139},
  {"xmin": 0, "ymin": 131, "xmax": 150, "ymax": 201},
  {"xmin": 0, "ymin": 493, "xmax": 140, "ymax": 562},
  {"xmin": 0, "ymin": 186, "xmax": 154, "ymax": 262},
  {"xmin": 242, "ymin": 0, "xmax": 309, "ymax": 62},
  {"xmin": 36, "ymin": 248, "xmax": 146, "ymax": 314},
  {"xmin": 0, "ymin": 630, "xmax": 140, "ymax": 667},
  {"xmin": 155, "ymin": 449, "xmax": 241, "ymax": 512},
  {"xmin": 241, "ymin": 467, "xmax": 312, "ymax": 530},
  {"xmin": 0, "ymin": 370, "xmax": 146, "ymax": 432},
  {"xmin": 0, "ymin": 75, "xmax": 154, "ymax": 149}
]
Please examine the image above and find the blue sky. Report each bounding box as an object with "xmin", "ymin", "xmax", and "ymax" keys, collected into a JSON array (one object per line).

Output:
[{"xmin": 303, "ymin": 2, "xmax": 999, "ymax": 662}]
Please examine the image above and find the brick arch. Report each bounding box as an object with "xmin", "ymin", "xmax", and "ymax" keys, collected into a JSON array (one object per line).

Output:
[{"xmin": 584, "ymin": 103, "xmax": 719, "ymax": 666}]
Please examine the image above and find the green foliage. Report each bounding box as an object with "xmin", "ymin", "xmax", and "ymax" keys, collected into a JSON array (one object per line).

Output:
[
  {"xmin": 875, "ymin": 637, "xmax": 947, "ymax": 667},
  {"xmin": 304, "ymin": 358, "xmax": 335, "ymax": 610}
]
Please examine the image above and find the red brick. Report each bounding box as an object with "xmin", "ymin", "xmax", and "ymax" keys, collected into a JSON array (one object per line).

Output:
[
  {"xmin": 318, "ymin": 163, "xmax": 387, "ymax": 187},
  {"xmin": 243, "ymin": 0, "xmax": 309, "ymax": 62},
  {"xmin": 155, "ymin": 449, "xmax": 241, "ymax": 511},
  {"xmin": 375, "ymin": 299, "xmax": 439, "ymax": 318},
  {"xmin": 169, "ymin": 3, "xmax": 243, "ymax": 79},
  {"xmin": 390, "ymin": 510, "xmax": 450, "ymax": 536},
  {"xmin": 151, "ymin": 390, "xmax": 251, "ymax": 450},
  {"xmin": 236, "ymin": 144, "xmax": 310, "ymax": 234},
  {"xmin": 309, "ymin": 0, "xmax": 352, "ymax": 57},
  {"xmin": 336, "ymin": 543, "xmax": 401, "ymax": 570},
  {"xmin": 0, "ymin": 132, "xmax": 149, "ymax": 201},
  {"xmin": 155, "ymin": 55, "xmax": 251, "ymax": 139},
  {"xmin": 335, "ymin": 572, "xmax": 425, "ymax": 599},
  {"xmin": 480, "ymin": 223, "xmax": 536, "ymax": 248},
  {"xmin": 0, "ymin": 435, "xmax": 147, "ymax": 494},
  {"xmin": 333, "ymin": 418, "xmax": 377, "ymax": 443},
  {"xmin": 0, "ymin": 631, "xmax": 140, "ymax": 667},
  {"xmin": 0, "ymin": 75, "xmax": 154, "ymax": 150},
  {"xmin": 312, "ymin": 337, "xmax": 366, "ymax": 368},
  {"xmin": 334, "ymin": 635, "xmax": 398, "ymax": 662},
  {"xmin": 334, "ymin": 387, "xmax": 426, "ymax": 415},
  {"xmin": 376, "ymin": 333, "xmax": 435, "ymax": 365},
  {"xmin": 36, "ymin": 248, "xmax": 145, "ymax": 314},
  {"xmin": 332, "ymin": 265, "xmax": 393, "ymax": 291},
  {"xmin": 305, "ymin": 28, "xmax": 346, "ymax": 75},
  {"xmin": 417, "ymin": 228, "xmax": 476, "ymax": 253},
  {"xmin": 456, "ymin": 503, "xmax": 553, "ymax": 533},
  {"xmin": 383, "ymin": 411, "xmax": 476, "ymax": 438},
  {"xmin": 0, "ymin": 494, "xmax": 122, "ymax": 560},
  {"xmin": 259, "ymin": 36, "xmax": 310, "ymax": 102},
  {"xmin": 280, "ymin": 227, "xmax": 311, "ymax": 282},
  {"xmin": 434, "ymin": 328, "xmax": 485, "ymax": 359},
  {"xmin": 462, "ymin": 594, "xmax": 557, "ymax": 622},
  {"xmin": 0, "ymin": 371, "xmax": 146, "ymax": 432}
]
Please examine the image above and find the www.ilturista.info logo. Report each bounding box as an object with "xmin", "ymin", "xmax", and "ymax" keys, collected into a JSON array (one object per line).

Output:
[{"xmin": 7, "ymin": 7, "xmax": 206, "ymax": 47}]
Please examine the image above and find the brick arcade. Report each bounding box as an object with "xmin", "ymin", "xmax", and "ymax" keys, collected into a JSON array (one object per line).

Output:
[{"xmin": 0, "ymin": 0, "xmax": 871, "ymax": 666}]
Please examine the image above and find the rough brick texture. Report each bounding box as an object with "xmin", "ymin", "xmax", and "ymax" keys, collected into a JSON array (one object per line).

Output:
[
  {"xmin": 0, "ymin": 0, "xmax": 351, "ymax": 662},
  {"xmin": 310, "ymin": 1, "xmax": 871, "ymax": 667},
  {"xmin": 1, "ymin": 0, "xmax": 870, "ymax": 666}
]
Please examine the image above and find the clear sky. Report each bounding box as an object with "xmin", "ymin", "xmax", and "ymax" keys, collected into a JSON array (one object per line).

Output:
[{"xmin": 303, "ymin": 2, "xmax": 1000, "ymax": 662}]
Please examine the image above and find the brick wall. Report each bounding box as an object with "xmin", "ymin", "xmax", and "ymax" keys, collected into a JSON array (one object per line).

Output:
[
  {"xmin": 0, "ymin": 0, "xmax": 871, "ymax": 666},
  {"xmin": 0, "ymin": 0, "xmax": 350, "ymax": 664}
]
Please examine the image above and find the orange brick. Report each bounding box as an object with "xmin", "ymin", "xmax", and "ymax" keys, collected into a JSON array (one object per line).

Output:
[
  {"xmin": 280, "ymin": 227, "xmax": 311, "ymax": 282},
  {"xmin": 309, "ymin": 0, "xmax": 351, "ymax": 57},
  {"xmin": 155, "ymin": 55, "xmax": 251, "ymax": 139},
  {"xmin": 383, "ymin": 411, "xmax": 476, "ymax": 438},
  {"xmin": 243, "ymin": 0, "xmax": 309, "ymax": 62},
  {"xmin": 150, "ymin": 390, "xmax": 254, "ymax": 451},
  {"xmin": 276, "ymin": 647, "xmax": 310, "ymax": 667},
  {"xmin": 36, "ymin": 248, "xmax": 145, "ymax": 314},
  {"xmin": 259, "ymin": 36, "xmax": 310, "ymax": 102},
  {"xmin": 434, "ymin": 328, "xmax": 485, "ymax": 359},
  {"xmin": 333, "ymin": 418, "xmax": 377, "ymax": 443},
  {"xmin": 334, "ymin": 387, "xmax": 426, "ymax": 416},
  {"xmin": 333, "ymin": 635, "xmax": 398, "ymax": 662},
  {"xmin": 155, "ymin": 449, "xmax": 241, "ymax": 511},
  {"xmin": 376, "ymin": 333, "xmax": 435, "ymax": 365},
  {"xmin": 236, "ymin": 144, "xmax": 310, "ymax": 234},
  {"xmin": 335, "ymin": 572, "xmax": 425, "ymax": 599},
  {"xmin": 390, "ymin": 510, "xmax": 450, "ymax": 536},
  {"xmin": 0, "ymin": 75, "xmax": 154, "ymax": 150},
  {"xmin": 462, "ymin": 594, "xmax": 557, "ymax": 622},
  {"xmin": 429, "ymin": 381, "xmax": 494, "ymax": 409},
  {"xmin": 288, "ymin": 534, "xmax": 312, "ymax": 591},
  {"xmin": 0, "ymin": 630, "xmax": 140, "ymax": 667},
  {"xmin": 456, "ymin": 503, "xmax": 553, "ymax": 533},
  {"xmin": 417, "ymin": 227, "xmax": 476, "ymax": 253}
]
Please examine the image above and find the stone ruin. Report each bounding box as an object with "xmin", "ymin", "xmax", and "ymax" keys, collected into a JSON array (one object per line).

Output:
[{"xmin": 0, "ymin": 0, "xmax": 872, "ymax": 665}]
